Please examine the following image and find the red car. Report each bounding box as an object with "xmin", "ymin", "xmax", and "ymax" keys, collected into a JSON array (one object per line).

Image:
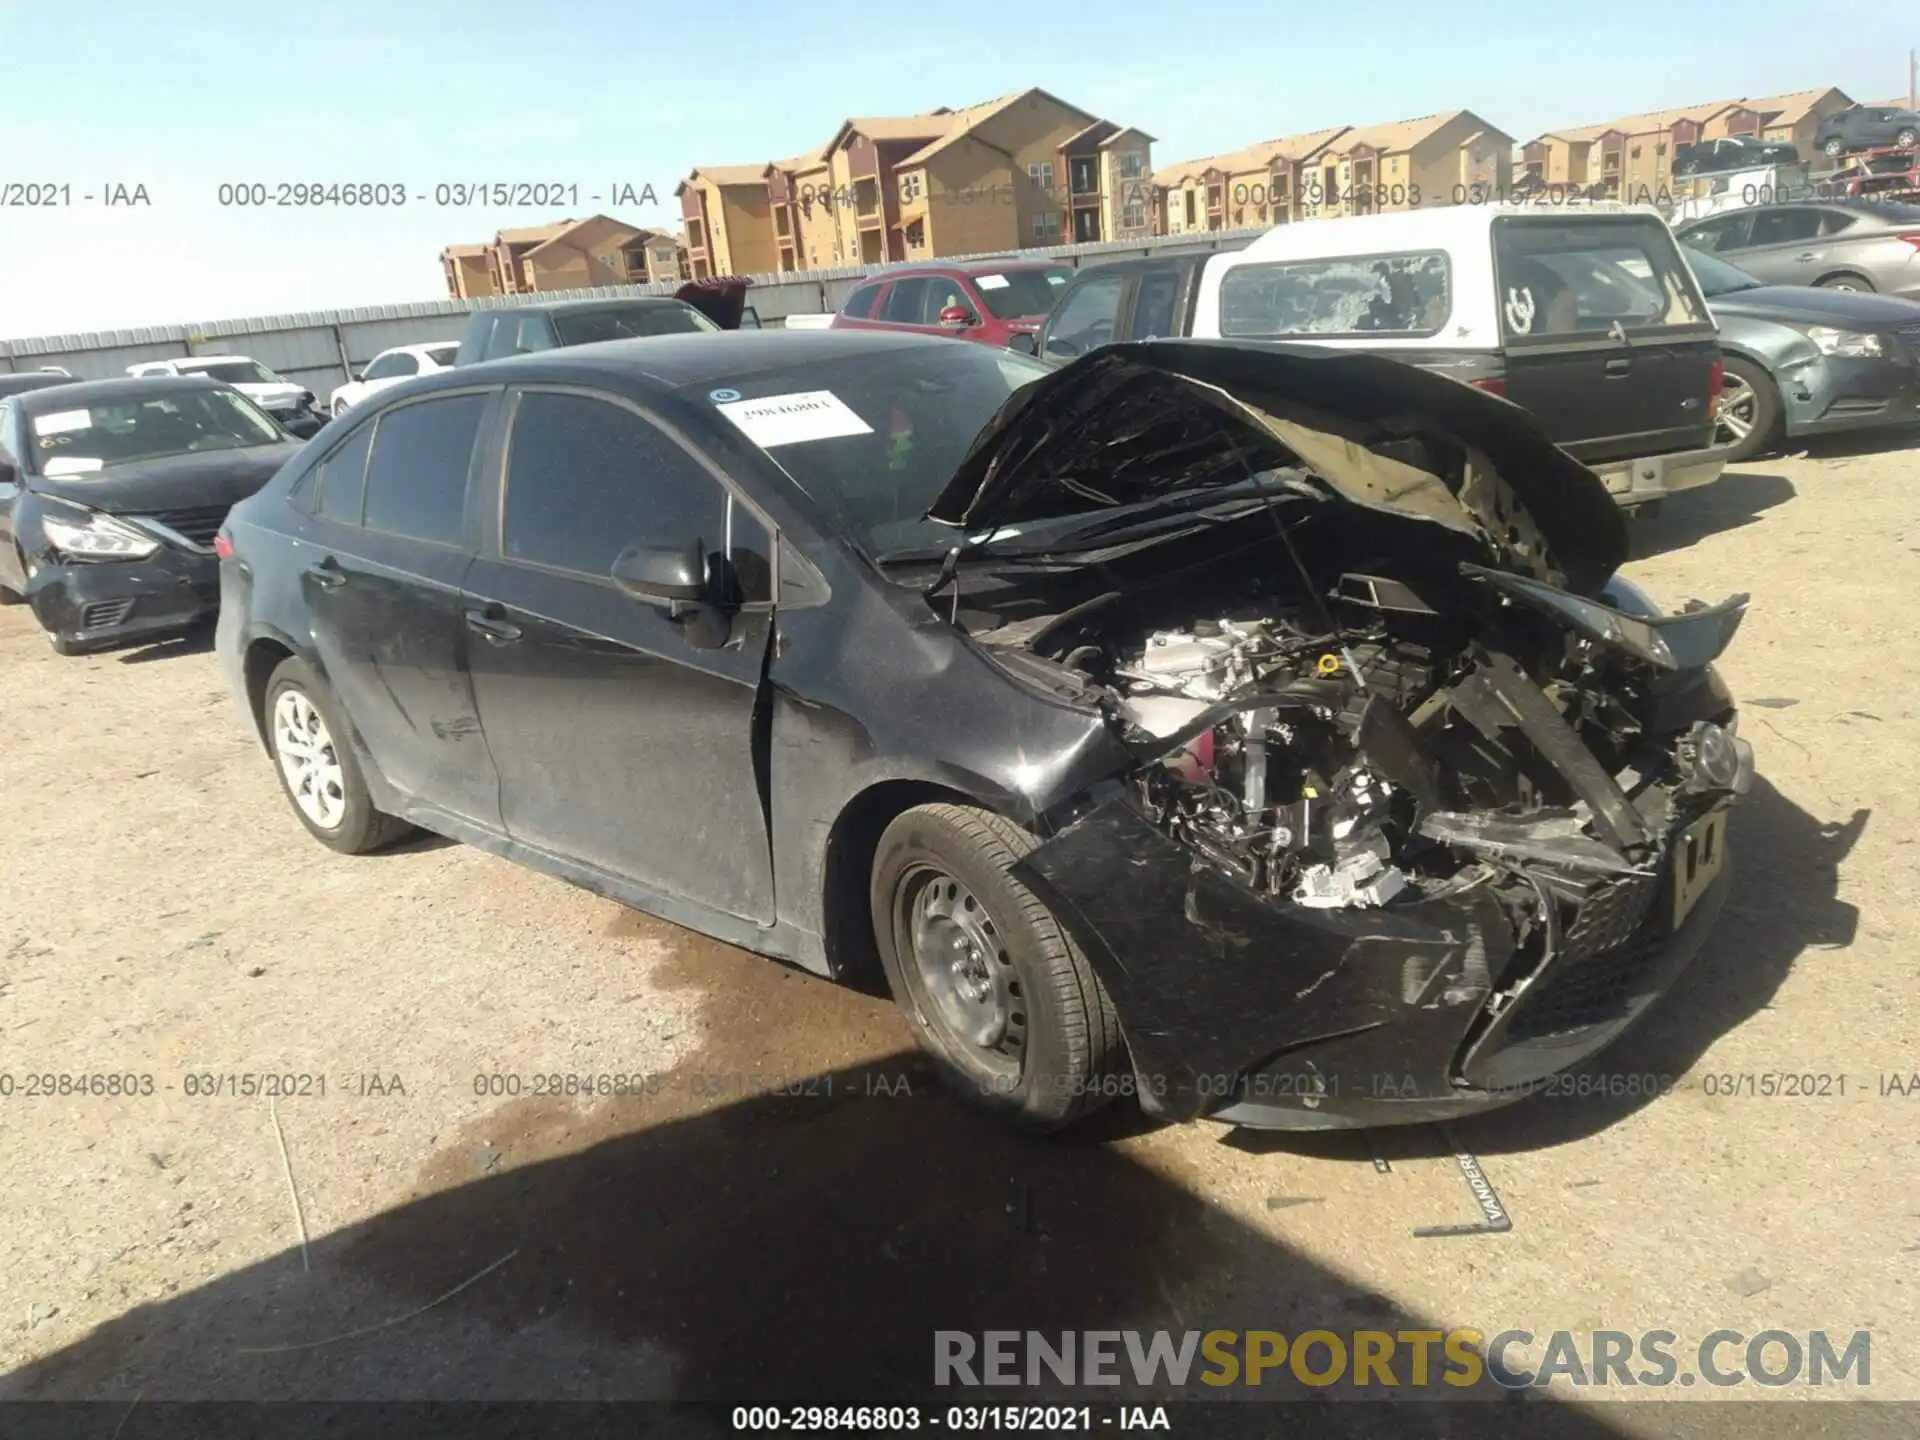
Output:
[{"xmin": 829, "ymin": 258, "xmax": 1073, "ymax": 347}]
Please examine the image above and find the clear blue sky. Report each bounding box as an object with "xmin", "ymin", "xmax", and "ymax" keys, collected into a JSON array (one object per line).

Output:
[{"xmin": 0, "ymin": 0, "xmax": 1911, "ymax": 339}]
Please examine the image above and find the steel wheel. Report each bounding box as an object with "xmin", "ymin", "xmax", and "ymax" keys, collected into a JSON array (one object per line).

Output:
[
  {"xmin": 902, "ymin": 865, "xmax": 1024, "ymax": 1079},
  {"xmin": 272, "ymin": 687, "xmax": 347, "ymax": 830},
  {"xmin": 1715, "ymin": 370, "xmax": 1757, "ymax": 445}
]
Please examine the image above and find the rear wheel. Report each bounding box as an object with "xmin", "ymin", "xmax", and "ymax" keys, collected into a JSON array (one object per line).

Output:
[
  {"xmin": 1897, "ymin": 127, "xmax": 1918, "ymax": 149},
  {"xmin": 1823, "ymin": 136, "xmax": 1846, "ymax": 158},
  {"xmin": 1816, "ymin": 273, "xmax": 1874, "ymax": 292},
  {"xmin": 1715, "ymin": 356, "xmax": 1783, "ymax": 463},
  {"xmin": 264, "ymin": 656, "xmax": 411, "ymax": 854},
  {"xmin": 871, "ymin": 803, "xmax": 1123, "ymax": 1131}
]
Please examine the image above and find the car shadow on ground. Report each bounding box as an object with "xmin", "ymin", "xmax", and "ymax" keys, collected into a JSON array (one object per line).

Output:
[
  {"xmin": 1234, "ymin": 774, "xmax": 1862, "ymax": 1165},
  {"xmin": 115, "ymin": 623, "xmax": 216, "ymax": 665},
  {"xmin": 4, "ymin": 1070, "xmax": 1648, "ymax": 1438},
  {"xmin": 1629, "ymin": 469, "xmax": 1795, "ymax": 559},
  {"xmin": 1795, "ymin": 427, "xmax": 1920, "ymax": 461}
]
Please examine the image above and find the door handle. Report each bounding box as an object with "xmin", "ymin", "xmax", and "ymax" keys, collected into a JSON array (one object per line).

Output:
[
  {"xmin": 1604, "ymin": 357, "xmax": 1632, "ymax": 376},
  {"xmin": 464, "ymin": 609, "xmax": 522, "ymax": 644},
  {"xmin": 1794, "ymin": 251, "xmax": 1816, "ymax": 261},
  {"xmin": 305, "ymin": 559, "xmax": 346, "ymax": 589}
]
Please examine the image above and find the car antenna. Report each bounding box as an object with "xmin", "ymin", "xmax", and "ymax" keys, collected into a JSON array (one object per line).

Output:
[{"xmin": 1237, "ymin": 440, "xmax": 1367, "ymax": 688}]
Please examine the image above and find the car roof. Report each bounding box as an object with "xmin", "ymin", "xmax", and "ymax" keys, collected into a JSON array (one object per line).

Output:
[
  {"xmin": 1679, "ymin": 197, "xmax": 1919, "ymax": 221},
  {"xmin": 0, "ymin": 373, "xmax": 79, "ymax": 398},
  {"xmin": 170, "ymin": 355, "xmax": 262, "ymax": 367},
  {"xmin": 11, "ymin": 374, "xmax": 227, "ymax": 411},
  {"xmin": 1238, "ymin": 202, "xmax": 1673, "ymax": 261},
  {"xmin": 428, "ymin": 328, "xmax": 961, "ymax": 392}
]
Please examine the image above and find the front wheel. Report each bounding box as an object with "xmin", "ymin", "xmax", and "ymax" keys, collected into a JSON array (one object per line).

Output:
[
  {"xmin": 1823, "ymin": 136, "xmax": 1846, "ymax": 157},
  {"xmin": 1896, "ymin": 128, "xmax": 1918, "ymax": 149},
  {"xmin": 1815, "ymin": 273, "xmax": 1874, "ymax": 292},
  {"xmin": 1716, "ymin": 356, "xmax": 1783, "ymax": 463},
  {"xmin": 871, "ymin": 803, "xmax": 1124, "ymax": 1131},
  {"xmin": 264, "ymin": 656, "xmax": 411, "ymax": 854}
]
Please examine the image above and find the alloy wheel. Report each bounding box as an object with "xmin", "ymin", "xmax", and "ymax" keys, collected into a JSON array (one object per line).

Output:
[
  {"xmin": 903, "ymin": 866, "xmax": 1025, "ymax": 1078},
  {"xmin": 1715, "ymin": 371, "xmax": 1757, "ymax": 444},
  {"xmin": 272, "ymin": 688, "xmax": 347, "ymax": 830}
]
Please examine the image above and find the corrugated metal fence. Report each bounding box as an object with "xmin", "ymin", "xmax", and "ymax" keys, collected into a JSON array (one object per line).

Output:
[{"xmin": 0, "ymin": 230, "xmax": 1262, "ymax": 402}]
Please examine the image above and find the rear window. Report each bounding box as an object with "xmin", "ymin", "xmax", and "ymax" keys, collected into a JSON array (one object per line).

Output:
[
  {"xmin": 840, "ymin": 282, "xmax": 884, "ymax": 319},
  {"xmin": 1493, "ymin": 217, "xmax": 1709, "ymax": 341},
  {"xmin": 1217, "ymin": 251, "xmax": 1451, "ymax": 338},
  {"xmin": 550, "ymin": 303, "xmax": 718, "ymax": 345}
]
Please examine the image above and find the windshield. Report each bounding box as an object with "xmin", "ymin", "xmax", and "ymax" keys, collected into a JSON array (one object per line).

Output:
[
  {"xmin": 702, "ymin": 343, "xmax": 1051, "ymax": 558},
  {"xmin": 26, "ymin": 389, "xmax": 284, "ymax": 474},
  {"xmin": 1683, "ymin": 245, "xmax": 1764, "ymax": 297},
  {"xmin": 974, "ymin": 267, "xmax": 1073, "ymax": 320},
  {"xmin": 184, "ymin": 360, "xmax": 280, "ymax": 386},
  {"xmin": 553, "ymin": 303, "xmax": 720, "ymax": 345}
]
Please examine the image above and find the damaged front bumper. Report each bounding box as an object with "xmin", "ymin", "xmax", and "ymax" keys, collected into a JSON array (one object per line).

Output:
[
  {"xmin": 1014, "ymin": 608, "xmax": 1755, "ymax": 1132},
  {"xmin": 1018, "ymin": 786, "xmax": 1740, "ymax": 1130}
]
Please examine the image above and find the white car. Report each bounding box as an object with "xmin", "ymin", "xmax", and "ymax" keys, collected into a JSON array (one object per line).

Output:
[
  {"xmin": 328, "ymin": 342, "xmax": 459, "ymax": 417},
  {"xmin": 126, "ymin": 355, "xmax": 323, "ymax": 436}
]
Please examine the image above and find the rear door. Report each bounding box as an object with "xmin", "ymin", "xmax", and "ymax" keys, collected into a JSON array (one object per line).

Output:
[
  {"xmin": 460, "ymin": 385, "xmax": 776, "ymax": 923},
  {"xmin": 1724, "ymin": 206, "xmax": 1839, "ymax": 284},
  {"xmin": 1119, "ymin": 262, "xmax": 1190, "ymax": 341},
  {"xmin": 872, "ymin": 276, "xmax": 940, "ymax": 336},
  {"xmin": 1492, "ymin": 214, "xmax": 1720, "ymax": 465},
  {"xmin": 832, "ymin": 280, "xmax": 889, "ymax": 331},
  {"xmin": 300, "ymin": 389, "xmax": 501, "ymax": 825}
]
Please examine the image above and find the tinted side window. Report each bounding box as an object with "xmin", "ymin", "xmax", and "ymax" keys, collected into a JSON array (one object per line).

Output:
[
  {"xmin": 1129, "ymin": 268, "xmax": 1182, "ymax": 339},
  {"xmin": 1045, "ymin": 275, "xmax": 1123, "ymax": 356},
  {"xmin": 1747, "ymin": 208, "xmax": 1823, "ymax": 246},
  {"xmin": 481, "ymin": 316, "xmax": 520, "ymax": 362},
  {"xmin": 315, "ymin": 422, "xmax": 375, "ymax": 524},
  {"xmin": 881, "ymin": 278, "xmax": 932, "ymax": 323},
  {"xmin": 361, "ymin": 393, "xmax": 485, "ymax": 546},
  {"xmin": 1678, "ymin": 214, "xmax": 1751, "ymax": 252},
  {"xmin": 515, "ymin": 315, "xmax": 554, "ymax": 353},
  {"xmin": 1819, "ymin": 209, "xmax": 1860, "ymax": 235},
  {"xmin": 502, "ymin": 391, "xmax": 769, "ymax": 600},
  {"xmin": 364, "ymin": 352, "xmax": 418, "ymax": 380},
  {"xmin": 840, "ymin": 283, "xmax": 883, "ymax": 319}
]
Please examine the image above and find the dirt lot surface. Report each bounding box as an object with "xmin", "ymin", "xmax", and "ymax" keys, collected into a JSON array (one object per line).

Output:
[{"xmin": 2, "ymin": 440, "xmax": 1917, "ymax": 1432}]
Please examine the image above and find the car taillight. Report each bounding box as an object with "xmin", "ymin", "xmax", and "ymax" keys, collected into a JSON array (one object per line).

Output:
[
  {"xmin": 1470, "ymin": 376, "xmax": 1508, "ymax": 397},
  {"xmin": 1708, "ymin": 356, "xmax": 1724, "ymax": 407},
  {"xmin": 213, "ymin": 529, "xmax": 235, "ymax": 560},
  {"xmin": 1897, "ymin": 232, "xmax": 1920, "ymax": 251}
]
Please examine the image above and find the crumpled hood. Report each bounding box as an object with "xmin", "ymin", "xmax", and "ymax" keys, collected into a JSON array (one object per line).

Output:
[{"xmin": 924, "ymin": 340, "xmax": 1628, "ymax": 594}]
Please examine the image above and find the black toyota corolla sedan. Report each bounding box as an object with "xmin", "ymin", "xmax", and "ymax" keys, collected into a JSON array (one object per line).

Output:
[
  {"xmin": 0, "ymin": 376, "xmax": 303, "ymax": 653},
  {"xmin": 215, "ymin": 330, "xmax": 1753, "ymax": 1133}
]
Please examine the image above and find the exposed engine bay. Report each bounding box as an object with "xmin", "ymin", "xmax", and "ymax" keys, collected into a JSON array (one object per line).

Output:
[{"xmin": 963, "ymin": 507, "xmax": 1751, "ymax": 929}]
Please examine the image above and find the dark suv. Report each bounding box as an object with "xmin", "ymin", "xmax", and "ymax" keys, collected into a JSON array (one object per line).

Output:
[
  {"xmin": 831, "ymin": 259, "xmax": 1073, "ymax": 347},
  {"xmin": 1814, "ymin": 105, "xmax": 1920, "ymax": 158}
]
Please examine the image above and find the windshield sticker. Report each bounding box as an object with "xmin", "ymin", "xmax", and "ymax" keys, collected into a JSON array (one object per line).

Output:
[
  {"xmin": 1046, "ymin": 273, "xmax": 1066, "ymax": 284},
  {"xmin": 716, "ymin": 390, "xmax": 874, "ymax": 448},
  {"xmin": 33, "ymin": 409, "xmax": 92, "ymax": 436},
  {"xmin": 42, "ymin": 456, "xmax": 104, "ymax": 476},
  {"xmin": 976, "ymin": 274, "xmax": 1011, "ymax": 290},
  {"xmin": 708, "ymin": 387, "xmax": 742, "ymax": 403}
]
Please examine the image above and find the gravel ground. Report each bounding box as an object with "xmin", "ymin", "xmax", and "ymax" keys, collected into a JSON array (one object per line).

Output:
[{"xmin": 1, "ymin": 438, "xmax": 1916, "ymax": 1430}]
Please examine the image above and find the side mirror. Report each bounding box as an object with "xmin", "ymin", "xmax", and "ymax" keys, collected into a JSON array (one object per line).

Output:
[
  {"xmin": 612, "ymin": 541, "xmax": 706, "ymax": 606},
  {"xmin": 937, "ymin": 305, "xmax": 977, "ymax": 328},
  {"xmin": 1006, "ymin": 332, "xmax": 1038, "ymax": 355}
]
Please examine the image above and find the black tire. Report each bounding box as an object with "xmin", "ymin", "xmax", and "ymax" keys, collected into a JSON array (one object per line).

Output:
[
  {"xmin": 1897, "ymin": 128, "xmax": 1918, "ymax": 149},
  {"xmin": 871, "ymin": 803, "xmax": 1123, "ymax": 1131},
  {"xmin": 1815, "ymin": 272, "xmax": 1875, "ymax": 292},
  {"xmin": 1823, "ymin": 136, "xmax": 1846, "ymax": 158},
  {"xmin": 1716, "ymin": 355, "xmax": 1783, "ymax": 463},
  {"xmin": 262, "ymin": 655, "xmax": 411, "ymax": 854}
]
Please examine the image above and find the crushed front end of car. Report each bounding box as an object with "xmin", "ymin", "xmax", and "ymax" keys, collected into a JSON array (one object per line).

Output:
[{"xmin": 926, "ymin": 341, "xmax": 1753, "ymax": 1129}]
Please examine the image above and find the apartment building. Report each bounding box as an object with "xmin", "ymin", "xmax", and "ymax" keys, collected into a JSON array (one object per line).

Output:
[
  {"xmin": 441, "ymin": 243, "xmax": 497, "ymax": 299},
  {"xmin": 1295, "ymin": 111, "xmax": 1511, "ymax": 219},
  {"xmin": 676, "ymin": 166, "xmax": 783, "ymax": 280},
  {"xmin": 1155, "ymin": 126, "xmax": 1350, "ymax": 234},
  {"xmin": 1521, "ymin": 88, "xmax": 1853, "ymax": 197},
  {"xmin": 438, "ymin": 217, "xmax": 685, "ymax": 300},
  {"xmin": 768, "ymin": 145, "xmax": 833, "ymax": 272}
]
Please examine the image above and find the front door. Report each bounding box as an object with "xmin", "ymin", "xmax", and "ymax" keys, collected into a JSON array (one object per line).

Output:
[
  {"xmin": 461, "ymin": 385, "xmax": 776, "ymax": 925},
  {"xmin": 299, "ymin": 390, "xmax": 502, "ymax": 824}
]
